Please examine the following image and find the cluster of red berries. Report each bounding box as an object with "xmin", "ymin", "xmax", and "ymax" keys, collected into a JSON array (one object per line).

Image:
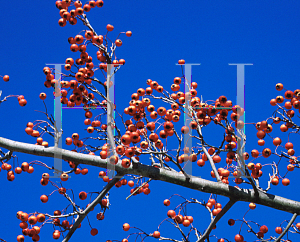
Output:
[
  {"xmin": 1, "ymin": 162, "xmax": 34, "ymax": 182},
  {"xmin": 16, "ymin": 212, "xmax": 45, "ymax": 241},
  {"xmin": 56, "ymin": 0, "xmax": 104, "ymax": 27}
]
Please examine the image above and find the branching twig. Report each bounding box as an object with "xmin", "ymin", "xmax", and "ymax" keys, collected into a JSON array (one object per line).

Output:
[
  {"xmin": 62, "ymin": 173, "xmax": 122, "ymax": 242},
  {"xmin": 274, "ymin": 213, "xmax": 298, "ymax": 242}
]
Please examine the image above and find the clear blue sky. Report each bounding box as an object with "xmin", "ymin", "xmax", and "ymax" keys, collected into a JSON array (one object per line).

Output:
[{"xmin": 1, "ymin": 1, "xmax": 300, "ymax": 241}]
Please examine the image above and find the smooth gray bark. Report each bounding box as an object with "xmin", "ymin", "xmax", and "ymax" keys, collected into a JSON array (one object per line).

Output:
[{"xmin": 0, "ymin": 136, "xmax": 300, "ymax": 215}]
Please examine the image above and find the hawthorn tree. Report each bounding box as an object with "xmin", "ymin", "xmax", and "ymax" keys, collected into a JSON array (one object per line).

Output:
[{"xmin": 1, "ymin": 1, "xmax": 300, "ymax": 242}]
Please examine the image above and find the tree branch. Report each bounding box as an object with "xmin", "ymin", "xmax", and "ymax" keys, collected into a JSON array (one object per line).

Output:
[
  {"xmin": 197, "ymin": 199, "xmax": 236, "ymax": 242},
  {"xmin": 274, "ymin": 213, "xmax": 298, "ymax": 242},
  {"xmin": 1, "ymin": 137, "xmax": 300, "ymax": 215},
  {"xmin": 62, "ymin": 173, "xmax": 122, "ymax": 242}
]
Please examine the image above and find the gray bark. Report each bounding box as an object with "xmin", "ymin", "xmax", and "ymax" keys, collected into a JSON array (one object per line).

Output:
[{"xmin": 0, "ymin": 136, "xmax": 300, "ymax": 215}]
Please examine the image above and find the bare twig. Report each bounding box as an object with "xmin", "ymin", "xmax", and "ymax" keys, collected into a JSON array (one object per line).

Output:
[
  {"xmin": 274, "ymin": 213, "xmax": 298, "ymax": 242},
  {"xmin": 62, "ymin": 173, "xmax": 122, "ymax": 242},
  {"xmin": 197, "ymin": 199, "xmax": 236, "ymax": 242}
]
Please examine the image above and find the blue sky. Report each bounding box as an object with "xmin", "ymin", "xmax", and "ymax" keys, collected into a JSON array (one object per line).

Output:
[{"xmin": 1, "ymin": 1, "xmax": 300, "ymax": 241}]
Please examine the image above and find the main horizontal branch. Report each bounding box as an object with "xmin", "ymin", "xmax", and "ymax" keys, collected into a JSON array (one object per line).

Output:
[{"xmin": 1, "ymin": 136, "xmax": 300, "ymax": 215}]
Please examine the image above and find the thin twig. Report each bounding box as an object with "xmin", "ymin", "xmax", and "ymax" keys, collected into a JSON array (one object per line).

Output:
[
  {"xmin": 274, "ymin": 213, "xmax": 298, "ymax": 242},
  {"xmin": 197, "ymin": 199, "xmax": 236, "ymax": 242}
]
